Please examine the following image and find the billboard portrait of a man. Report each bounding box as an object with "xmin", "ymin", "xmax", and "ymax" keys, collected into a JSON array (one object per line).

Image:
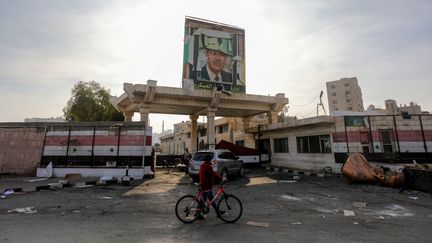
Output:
[
  {"xmin": 201, "ymin": 36, "xmax": 232, "ymax": 83},
  {"xmin": 182, "ymin": 17, "xmax": 245, "ymax": 93}
]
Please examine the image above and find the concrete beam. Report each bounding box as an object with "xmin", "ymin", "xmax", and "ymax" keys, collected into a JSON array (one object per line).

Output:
[
  {"xmin": 210, "ymin": 90, "xmax": 222, "ymax": 108},
  {"xmin": 144, "ymin": 80, "xmax": 157, "ymax": 103}
]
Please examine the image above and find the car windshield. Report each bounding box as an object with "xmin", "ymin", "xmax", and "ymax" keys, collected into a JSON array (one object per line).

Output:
[{"xmin": 192, "ymin": 152, "xmax": 214, "ymax": 161}]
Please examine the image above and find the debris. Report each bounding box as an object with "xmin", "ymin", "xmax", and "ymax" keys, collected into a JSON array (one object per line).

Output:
[
  {"xmin": 291, "ymin": 222, "xmax": 302, "ymax": 225},
  {"xmin": 342, "ymin": 153, "xmax": 404, "ymax": 187},
  {"xmin": 36, "ymin": 185, "xmax": 50, "ymax": 191},
  {"xmin": 121, "ymin": 166, "xmax": 131, "ymax": 186},
  {"xmin": 99, "ymin": 176, "xmax": 118, "ymax": 185},
  {"xmin": 98, "ymin": 196, "xmax": 113, "ymax": 200},
  {"xmin": 76, "ymin": 184, "xmax": 94, "ymax": 188},
  {"xmin": 25, "ymin": 178, "xmax": 48, "ymax": 183},
  {"xmin": 293, "ymin": 176, "xmax": 301, "ymax": 180},
  {"xmin": 48, "ymin": 182, "xmax": 63, "ymax": 189},
  {"xmin": 247, "ymin": 221, "xmax": 270, "ymax": 227},
  {"xmin": 8, "ymin": 207, "xmax": 37, "ymax": 214},
  {"xmin": 65, "ymin": 173, "xmax": 81, "ymax": 179},
  {"xmin": 3, "ymin": 189, "xmax": 14, "ymax": 195},
  {"xmin": 58, "ymin": 180, "xmax": 69, "ymax": 185},
  {"xmin": 73, "ymin": 210, "xmax": 80, "ymax": 213},
  {"xmin": 85, "ymin": 180, "xmax": 97, "ymax": 185},
  {"xmin": 1, "ymin": 195, "xmax": 6, "ymax": 199},
  {"xmin": 100, "ymin": 175, "xmax": 113, "ymax": 181},
  {"xmin": 46, "ymin": 161, "xmax": 53, "ymax": 178},
  {"xmin": 379, "ymin": 204, "xmax": 413, "ymax": 217},
  {"xmin": 351, "ymin": 202, "xmax": 367, "ymax": 208},
  {"xmin": 343, "ymin": 210, "xmax": 355, "ymax": 216},
  {"xmin": 278, "ymin": 180, "xmax": 297, "ymax": 183},
  {"xmin": 36, "ymin": 162, "xmax": 53, "ymax": 178},
  {"xmin": 353, "ymin": 222, "xmax": 360, "ymax": 225},
  {"xmin": 281, "ymin": 195, "xmax": 302, "ymax": 201},
  {"xmin": 408, "ymin": 197, "xmax": 418, "ymax": 200},
  {"xmin": 378, "ymin": 216, "xmax": 385, "ymax": 219}
]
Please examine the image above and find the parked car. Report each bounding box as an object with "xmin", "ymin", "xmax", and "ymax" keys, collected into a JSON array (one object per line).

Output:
[{"xmin": 187, "ymin": 149, "xmax": 245, "ymax": 182}]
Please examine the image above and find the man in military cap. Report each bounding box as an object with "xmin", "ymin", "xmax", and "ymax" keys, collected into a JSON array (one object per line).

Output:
[{"xmin": 200, "ymin": 36, "xmax": 233, "ymax": 83}]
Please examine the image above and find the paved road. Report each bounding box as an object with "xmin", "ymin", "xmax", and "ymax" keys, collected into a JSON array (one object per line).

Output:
[{"xmin": 1, "ymin": 168, "xmax": 431, "ymax": 242}]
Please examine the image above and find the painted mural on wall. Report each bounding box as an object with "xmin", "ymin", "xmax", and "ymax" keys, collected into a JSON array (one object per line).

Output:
[{"xmin": 182, "ymin": 16, "xmax": 246, "ymax": 93}]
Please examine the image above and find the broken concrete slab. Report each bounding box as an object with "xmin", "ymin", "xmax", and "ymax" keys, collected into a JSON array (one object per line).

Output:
[
  {"xmin": 247, "ymin": 221, "xmax": 270, "ymax": 227},
  {"xmin": 343, "ymin": 210, "xmax": 355, "ymax": 216},
  {"xmin": 351, "ymin": 202, "xmax": 367, "ymax": 208}
]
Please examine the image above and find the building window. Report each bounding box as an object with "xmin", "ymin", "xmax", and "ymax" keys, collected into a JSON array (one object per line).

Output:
[
  {"xmin": 346, "ymin": 98, "xmax": 352, "ymax": 103},
  {"xmin": 331, "ymin": 85, "xmax": 336, "ymax": 89},
  {"xmin": 347, "ymin": 106, "xmax": 353, "ymax": 110},
  {"xmin": 344, "ymin": 83, "xmax": 349, "ymax": 87},
  {"xmin": 236, "ymin": 140, "xmax": 245, "ymax": 147},
  {"xmin": 217, "ymin": 124, "xmax": 229, "ymax": 134},
  {"xmin": 296, "ymin": 135, "xmax": 331, "ymax": 153},
  {"xmin": 331, "ymin": 92, "xmax": 336, "ymax": 96},
  {"xmin": 274, "ymin": 138, "xmax": 289, "ymax": 153},
  {"xmin": 345, "ymin": 91, "xmax": 350, "ymax": 96},
  {"xmin": 332, "ymin": 100, "xmax": 338, "ymax": 104}
]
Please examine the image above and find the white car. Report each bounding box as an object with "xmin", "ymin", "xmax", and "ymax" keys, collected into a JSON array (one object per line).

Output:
[{"xmin": 188, "ymin": 149, "xmax": 245, "ymax": 182}]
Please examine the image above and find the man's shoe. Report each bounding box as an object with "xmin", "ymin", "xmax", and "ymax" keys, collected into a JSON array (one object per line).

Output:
[{"xmin": 197, "ymin": 213, "xmax": 206, "ymax": 220}]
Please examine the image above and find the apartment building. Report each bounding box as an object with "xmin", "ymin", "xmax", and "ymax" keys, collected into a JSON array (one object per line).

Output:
[{"xmin": 326, "ymin": 77, "xmax": 364, "ymax": 115}]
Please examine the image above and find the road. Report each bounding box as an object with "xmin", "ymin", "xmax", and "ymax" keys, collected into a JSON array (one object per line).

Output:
[{"xmin": 1, "ymin": 168, "xmax": 431, "ymax": 242}]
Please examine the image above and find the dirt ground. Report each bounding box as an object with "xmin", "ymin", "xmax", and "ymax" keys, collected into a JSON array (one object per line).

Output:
[{"xmin": 1, "ymin": 167, "xmax": 431, "ymax": 243}]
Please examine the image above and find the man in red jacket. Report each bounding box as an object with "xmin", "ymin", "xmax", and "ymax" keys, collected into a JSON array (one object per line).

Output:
[{"xmin": 198, "ymin": 154, "xmax": 223, "ymax": 219}]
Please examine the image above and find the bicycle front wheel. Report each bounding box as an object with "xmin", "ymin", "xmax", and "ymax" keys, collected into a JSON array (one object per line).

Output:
[
  {"xmin": 175, "ymin": 195, "xmax": 200, "ymax": 223},
  {"xmin": 217, "ymin": 194, "xmax": 243, "ymax": 223}
]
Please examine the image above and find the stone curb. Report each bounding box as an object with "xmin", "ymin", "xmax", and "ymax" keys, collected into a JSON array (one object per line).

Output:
[{"xmin": 264, "ymin": 165, "xmax": 326, "ymax": 178}]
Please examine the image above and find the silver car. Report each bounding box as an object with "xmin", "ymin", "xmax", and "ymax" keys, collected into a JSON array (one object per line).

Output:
[{"xmin": 187, "ymin": 149, "xmax": 245, "ymax": 182}]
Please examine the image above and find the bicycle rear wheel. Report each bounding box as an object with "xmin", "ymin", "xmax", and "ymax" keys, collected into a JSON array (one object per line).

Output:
[
  {"xmin": 217, "ymin": 194, "xmax": 243, "ymax": 223},
  {"xmin": 175, "ymin": 195, "xmax": 200, "ymax": 223}
]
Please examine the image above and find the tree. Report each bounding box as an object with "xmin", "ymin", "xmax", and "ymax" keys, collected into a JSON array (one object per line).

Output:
[{"xmin": 63, "ymin": 81, "xmax": 124, "ymax": 121}]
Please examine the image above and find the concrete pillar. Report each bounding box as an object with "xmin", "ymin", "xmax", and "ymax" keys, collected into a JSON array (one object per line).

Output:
[
  {"xmin": 268, "ymin": 111, "xmax": 279, "ymax": 124},
  {"xmin": 190, "ymin": 115, "xmax": 198, "ymax": 153},
  {"xmin": 139, "ymin": 104, "xmax": 150, "ymax": 126},
  {"xmin": 123, "ymin": 111, "xmax": 134, "ymax": 122},
  {"xmin": 207, "ymin": 108, "xmax": 217, "ymax": 149}
]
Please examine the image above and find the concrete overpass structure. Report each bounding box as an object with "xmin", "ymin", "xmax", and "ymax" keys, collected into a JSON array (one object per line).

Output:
[{"xmin": 110, "ymin": 80, "xmax": 288, "ymax": 151}]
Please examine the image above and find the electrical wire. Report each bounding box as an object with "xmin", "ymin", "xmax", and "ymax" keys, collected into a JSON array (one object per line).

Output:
[
  {"xmin": 289, "ymin": 94, "xmax": 320, "ymax": 107},
  {"xmin": 148, "ymin": 54, "xmax": 177, "ymax": 80}
]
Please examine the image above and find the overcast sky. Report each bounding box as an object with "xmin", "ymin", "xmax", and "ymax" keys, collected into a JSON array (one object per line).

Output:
[{"xmin": 1, "ymin": 0, "xmax": 431, "ymax": 132}]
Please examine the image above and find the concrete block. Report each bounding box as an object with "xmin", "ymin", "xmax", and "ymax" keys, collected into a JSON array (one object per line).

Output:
[
  {"xmin": 36, "ymin": 185, "xmax": 50, "ymax": 191},
  {"xmin": 48, "ymin": 183, "xmax": 63, "ymax": 189}
]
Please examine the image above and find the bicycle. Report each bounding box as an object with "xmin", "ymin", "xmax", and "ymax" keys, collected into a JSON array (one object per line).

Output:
[{"xmin": 175, "ymin": 180, "xmax": 243, "ymax": 223}]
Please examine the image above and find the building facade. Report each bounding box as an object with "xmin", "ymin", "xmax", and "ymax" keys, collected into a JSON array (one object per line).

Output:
[
  {"xmin": 159, "ymin": 116, "xmax": 269, "ymax": 155},
  {"xmin": 326, "ymin": 77, "xmax": 364, "ymax": 115},
  {"xmin": 262, "ymin": 114, "xmax": 431, "ymax": 172},
  {"xmin": 162, "ymin": 114, "xmax": 432, "ymax": 173}
]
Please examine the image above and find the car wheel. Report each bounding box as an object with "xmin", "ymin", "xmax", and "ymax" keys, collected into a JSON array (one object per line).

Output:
[
  {"xmin": 221, "ymin": 168, "xmax": 228, "ymax": 180},
  {"xmin": 238, "ymin": 165, "xmax": 245, "ymax": 177}
]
